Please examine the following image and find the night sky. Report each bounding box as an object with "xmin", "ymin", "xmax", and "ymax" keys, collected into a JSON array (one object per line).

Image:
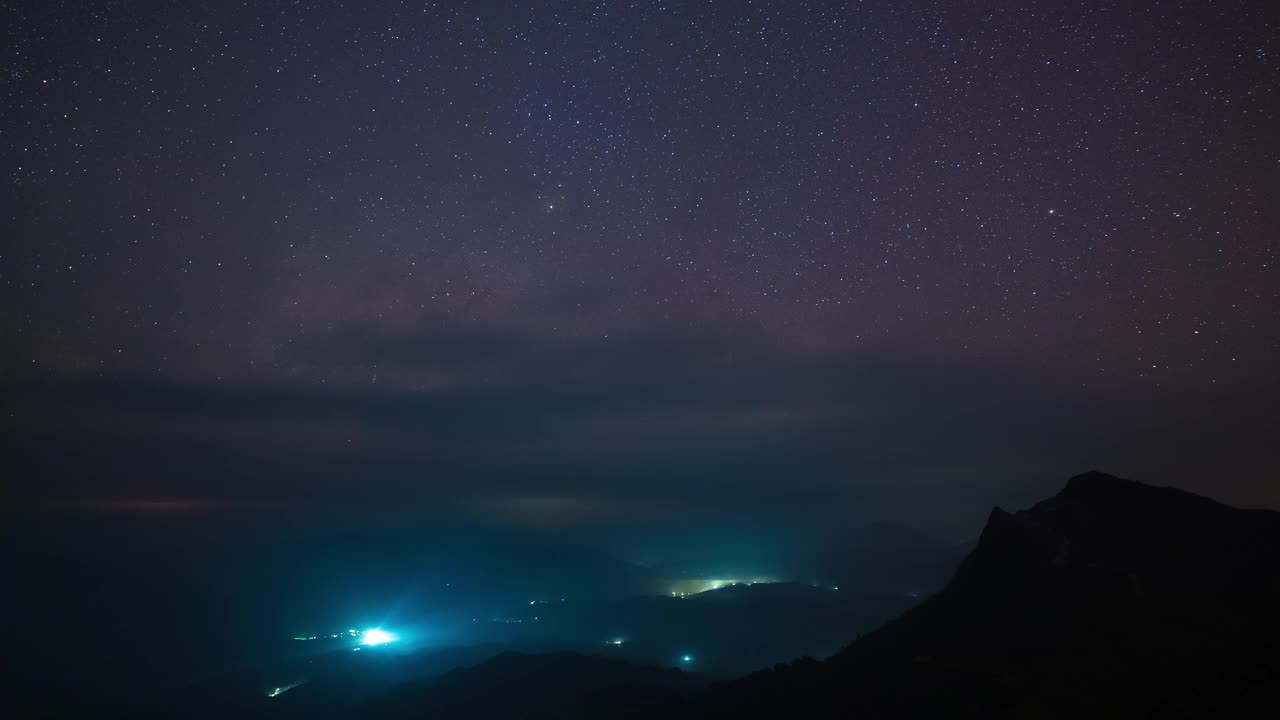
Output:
[{"xmin": 4, "ymin": 1, "xmax": 1279, "ymax": 545}]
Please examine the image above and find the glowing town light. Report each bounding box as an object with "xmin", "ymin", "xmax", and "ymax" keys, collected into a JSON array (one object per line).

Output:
[
  {"xmin": 360, "ymin": 628, "xmax": 398, "ymax": 646},
  {"xmin": 266, "ymin": 681, "xmax": 302, "ymax": 698},
  {"xmin": 606, "ymin": 638, "xmax": 625, "ymax": 646},
  {"xmin": 681, "ymin": 655, "xmax": 694, "ymax": 663}
]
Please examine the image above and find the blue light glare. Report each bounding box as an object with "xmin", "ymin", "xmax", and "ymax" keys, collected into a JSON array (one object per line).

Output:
[{"xmin": 360, "ymin": 628, "xmax": 398, "ymax": 646}]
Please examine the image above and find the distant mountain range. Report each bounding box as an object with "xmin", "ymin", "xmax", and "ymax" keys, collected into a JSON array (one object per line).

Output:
[
  {"xmin": 16, "ymin": 472, "xmax": 1279, "ymax": 718},
  {"xmin": 806, "ymin": 521, "xmax": 966, "ymax": 595}
]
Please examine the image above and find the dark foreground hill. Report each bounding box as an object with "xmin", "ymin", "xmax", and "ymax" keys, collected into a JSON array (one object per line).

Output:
[
  {"xmin": 694, "ymin": 471, "xmax": 1280, "ymax": 718},
  {"xmin": 361, "ymin": 651, "xmax": 700, "ymax": 719}
]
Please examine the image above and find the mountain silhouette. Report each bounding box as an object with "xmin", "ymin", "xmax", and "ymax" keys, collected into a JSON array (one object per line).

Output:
[{"xmin": 694, "ymin": 471, "xmax": 1280, "ymax": 718}]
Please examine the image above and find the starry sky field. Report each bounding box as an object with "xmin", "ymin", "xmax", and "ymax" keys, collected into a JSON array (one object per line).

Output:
[{"xmin": 3, "ymin": 0, "xmax": 1278, "ymax": 540}]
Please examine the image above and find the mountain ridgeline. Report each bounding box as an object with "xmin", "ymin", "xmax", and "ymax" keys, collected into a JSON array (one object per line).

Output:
[{"xmin": 694, "ymin": 471, "xmax": 1280, "ymax": 718}]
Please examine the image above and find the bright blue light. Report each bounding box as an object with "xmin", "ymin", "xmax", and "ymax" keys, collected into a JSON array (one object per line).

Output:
[
  {"xmin": 360, "ymin": 628, "xmax": 398, "ymax": 646},
  {"xmin": 681, "ymin": 655, "xmax": 693, "ymax": 663},
  {"xmin": 266, "ymin": 680, "xmax": 303, "ymax": 698}
]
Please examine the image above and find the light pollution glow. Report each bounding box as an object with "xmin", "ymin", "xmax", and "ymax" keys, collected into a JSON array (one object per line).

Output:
[{"xmin": 665, "ymin": 577, "xmax": 775, "ymax": 597}]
